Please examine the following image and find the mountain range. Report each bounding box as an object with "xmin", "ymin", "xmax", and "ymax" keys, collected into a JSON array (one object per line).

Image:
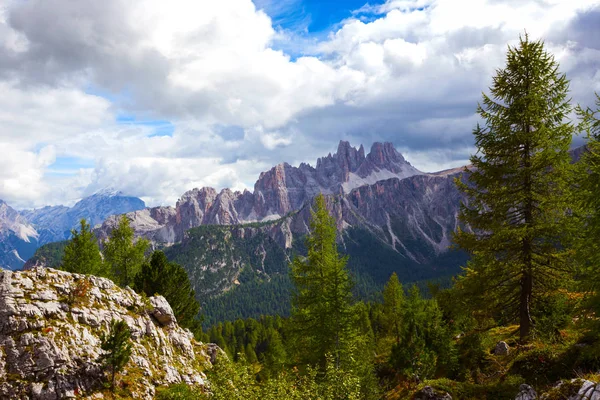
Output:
[
  {"xmin": 10, "ymin": 140, "xmax": 469, "ymax": 322},
  {"xmin": 91, "ymin": 141, "xmax": 468, "ymax": 323},
  {"xmin": 0, "ymin": 189, "xmax": 145, "ymax": 269}
]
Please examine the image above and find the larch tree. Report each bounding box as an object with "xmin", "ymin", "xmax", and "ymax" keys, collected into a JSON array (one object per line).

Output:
[
  {"xmin": 290, "ymin": 193, "xmax": 354, "ymax": 370},
  {"xmin": 62, "ymin": 219, "xmax": 105, "ymax": 276},
  {"xmin": 104, "ymin": 215, "xmax": 149, "ymax": 288},
  {"xmin": 383, "ymin": 272, "xmax": 405, "ymax": 345},
  {"xmin": 454, "ymin": 34, "xmax": 576, "ymax": 343},
  {"xmin": 577, "ymin": 93, "xmax": 600, "ymax": 319}
]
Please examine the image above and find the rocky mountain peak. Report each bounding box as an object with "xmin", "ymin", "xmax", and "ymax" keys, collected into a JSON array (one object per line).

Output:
[{"xmin": 365, "ymin": 142, "xmax": 409, "ymax": 171}]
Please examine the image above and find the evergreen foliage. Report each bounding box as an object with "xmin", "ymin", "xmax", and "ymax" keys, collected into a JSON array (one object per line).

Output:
[
  {"xmin": 98, "ymin": 319, "xmax": 133, "ymax": 392},
  {"xmin": 62, "ymin": 219, "xmax": 105, "ymax": 276},
  {"xmin": 389, "ymin": 285, "xmax": 455, "ymax": 380},
  {"xmin": 383, "ymin": 272, "xmax": 405, "ymax": 344},
  {"xmin": 577, "ymin": 93, "xmax": 600, "ymax": 324},
  {"xmin": 133, "ymin": 250, "xmax": 201, "ymax": 334},
  {"xmin": 289, "ymin": 194, "xmax": 354, "ymax": 369},
  {"xmin": 104, "ymin": 215, "xmax": 149, "ymax": 287},
  {"xmin": 454, "ymin": 34, "xmax": 576, "ymax": 342}
]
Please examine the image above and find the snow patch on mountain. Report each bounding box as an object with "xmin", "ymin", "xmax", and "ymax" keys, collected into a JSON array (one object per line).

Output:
[{"xmin": 342, "ymin": 167, "xmax": 423, "ymax": 193}]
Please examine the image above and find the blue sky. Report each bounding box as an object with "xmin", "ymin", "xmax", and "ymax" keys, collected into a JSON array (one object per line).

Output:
[{"xmin": 253, "ymin": 0, "xmax": 386, "ymax": 33}]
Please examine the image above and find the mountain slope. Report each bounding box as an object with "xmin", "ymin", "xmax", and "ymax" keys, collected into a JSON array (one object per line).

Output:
[
  {"xmin": 90, "ymin": 141, "xmax": 469, "ymax": 322},
  {"xmin": 21, "ymin": 189, "xmax": 146, "ymax": 245},
  {"xmin": 0, "ymin": 200, "xmax": 39, "ymax": 270},
  {"xmin": 0, "ymin": 267, "xmax": 212, "ymax": 399},
  {"xmin": 0, "ymin": 191, "xmax": 145, "ymax": 270}
]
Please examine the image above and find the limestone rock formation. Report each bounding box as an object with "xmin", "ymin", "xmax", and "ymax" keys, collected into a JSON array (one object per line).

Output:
[
  {"xmin": 95, "ymin": 141, "xmax": 447, "ymax": 251},
  {"xmin": 515, "ymin": 384, "xmax": 537, "ymax": 400},
  {"xmin": 0, "ymin": 267, "xmax": 212, "ymax": 399}
]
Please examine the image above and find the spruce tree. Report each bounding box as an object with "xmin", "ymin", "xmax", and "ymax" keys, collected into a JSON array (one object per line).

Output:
[
  {"xmin": 454, "ymin": 34, "xmax": 576, "ymax": 342},
  {"xmin": 104, "ymin": 215, "xmax": 149, "ymax": 287},
  {"xmin": 290, "ymin": 194, "xmax": 354, "ymax": 369},
  {"xmin": 99, "ymin": 319, "xmax": 132, "ymax": 392},
  {"xmin": 62, "ymin": 219, "xmax": 105, "ymax": 276},
  {"xmin": 133, "ymin": 250, "xmax": 201, "ymax": 333}
]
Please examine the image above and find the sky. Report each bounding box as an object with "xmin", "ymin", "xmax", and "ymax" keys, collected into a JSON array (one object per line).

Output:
[{"xmin": 0, "ymin": 0, "xmax": 599, "ymax": 209}]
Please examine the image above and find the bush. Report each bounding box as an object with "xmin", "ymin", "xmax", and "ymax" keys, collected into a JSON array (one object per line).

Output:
[{"xmin": 155, "ymin": 383, "xmax": 202, "ymax": 400}]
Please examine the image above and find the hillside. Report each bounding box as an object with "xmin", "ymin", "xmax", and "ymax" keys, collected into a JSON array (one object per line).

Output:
[{"xmin": 0, "ymin": 267, "xmax": 213, "ymax": 399}]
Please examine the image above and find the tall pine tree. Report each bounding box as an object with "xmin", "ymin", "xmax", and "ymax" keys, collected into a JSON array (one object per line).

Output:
[
  {"xmin": 290, "ymin": 194, "xmax": 354, "ymax": 369},
  {"xmin": 454, "ymin": 34, "xmax": 575, "ymax": 342}
]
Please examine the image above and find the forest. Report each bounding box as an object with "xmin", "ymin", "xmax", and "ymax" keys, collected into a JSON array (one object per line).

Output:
[{"xmin": 55, "ymin": 35, "xmax": 600, "ymax": 399}]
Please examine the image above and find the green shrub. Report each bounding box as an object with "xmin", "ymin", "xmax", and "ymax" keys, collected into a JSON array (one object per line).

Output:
[{"xmin": 155, "ymin": 383, "xmax": 202, "ymax": 400}]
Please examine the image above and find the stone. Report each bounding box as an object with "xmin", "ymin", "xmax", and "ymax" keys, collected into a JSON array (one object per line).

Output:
[
  {"xmin": 0, "ymin": 267, "xmax": 214, "ymax": 399},
  {"xmin": 495, "ymin": 341, "xmax": 510, "ymax": 356},
  {"xmin": 414, "ymin": 385, "xmax": 453, "ymax": 400},
  {"xmin": 541, "ymin": 379, "xmax": 600, "ymax": 400},
  {"xmin": 515, "ymin": 384, "xmax": 537, "ymax": 400},
  {"xmin": 150, "ymin": 295, "xmax": 177, "ymax": 326}
]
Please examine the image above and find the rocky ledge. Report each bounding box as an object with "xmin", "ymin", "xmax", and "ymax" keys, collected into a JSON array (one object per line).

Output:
[{"xmin": 0, "ymin": 267, "xmax": 213, "ymax": 399}]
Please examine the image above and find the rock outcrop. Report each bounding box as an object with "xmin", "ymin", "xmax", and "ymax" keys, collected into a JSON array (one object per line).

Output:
[
  {"xmin": 0, "ymin": 267, "xmax": 212, "ymax": 399},
  {"xmin": 541, "ymin": 379, "xmax": 600, "ymax": 400},
  {"xmin": 515, "ymin": 384, "xmax": 537, "ymax": 400},
  {"xmin": 495, "ymin": 341, "xmax": 510, "ymax": 356}
]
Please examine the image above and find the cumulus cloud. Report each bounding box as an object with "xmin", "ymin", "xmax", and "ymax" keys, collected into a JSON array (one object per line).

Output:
[{"xmin": 0, "ymin": 0, "xmax": 599, "ymax": 208}]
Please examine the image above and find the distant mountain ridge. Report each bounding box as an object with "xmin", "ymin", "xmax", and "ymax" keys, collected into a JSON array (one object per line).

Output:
[
  {"xmin": 0, "ymin": 190, "xmax": 145, "ymax": 270},
  {"xmin": 97, "ymin": 141, "xmax": 425, "ymax": 244}
]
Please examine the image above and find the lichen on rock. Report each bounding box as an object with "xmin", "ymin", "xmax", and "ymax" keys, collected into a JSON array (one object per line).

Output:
[{"xmin": 0, "ymin": 267, "xmax": 213, "ymax": 399}]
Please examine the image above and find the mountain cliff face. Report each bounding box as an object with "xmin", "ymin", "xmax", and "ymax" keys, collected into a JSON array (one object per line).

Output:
[
  {"xmin": 164, "ymin": 172, "xmax": 466, "ymax": 301},
  {"xmin": 97, "ymin": 141, "xmax": 426, "ymax": 245},
  {"xmin": 0, "ymin": 201, "xmax": 39, "ymax": 270},
  {"xmin": 0, "ymin": 267, "xmax": 213, "ymax": 399},
  {"xmin": 0, "ymin": 191, "xmax": 145, "ymax": 270},
  {"xmin": 93, "ymin": 142, "xmax": 467, "ymax": 323}
]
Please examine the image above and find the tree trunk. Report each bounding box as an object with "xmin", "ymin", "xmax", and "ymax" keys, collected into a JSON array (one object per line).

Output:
[{"xmin": 519, "ymin": 270, "xmax": 533, "ymax": 342}]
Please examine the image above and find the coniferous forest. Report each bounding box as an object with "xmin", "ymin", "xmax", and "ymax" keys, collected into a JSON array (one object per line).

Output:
[{"xmin": 13, "ymin": 35, "xmax": 600, "ymax": 399}]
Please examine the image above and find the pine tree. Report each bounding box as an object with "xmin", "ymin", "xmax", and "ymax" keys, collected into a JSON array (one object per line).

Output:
[
  {"xmin": 577, "ymin": 93, "xmax": 600, "ymax": 319},
  {"xmin": 104, "ymin": 215, "xmax": 149, "ymax": 287},
  {"xmin": 99, "ymin": 319, "xmax": 133, "ymax": 392},
  {"xmin": 382, "ymin": 272, "xmax": 405, "ymax": 345},
  {"xmin": 454, "ymin": 34, "xmax": 576, "ymax": 342},
  {"xmin": 290, "ymin": 194, "xmax": 354, "ymax": 369},
  {"xmin": 133, "ymin": 250, "xmax": 201, "ymax": 333},
  {"xmin": 62, "ymin": 219, "xmax": 105, "ymax": 276}
]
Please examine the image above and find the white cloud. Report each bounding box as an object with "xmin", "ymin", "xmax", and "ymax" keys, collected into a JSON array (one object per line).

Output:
[{"xmin": 0, "ymin": 0, "xmax": 598, "ymax": 208}]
